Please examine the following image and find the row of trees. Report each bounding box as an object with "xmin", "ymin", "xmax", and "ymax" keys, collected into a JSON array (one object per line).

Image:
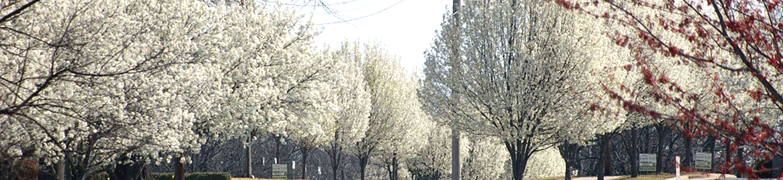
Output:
[
  {"xmin": 417, "ymin": 0, "xmax": 782, "ymax": 179},
  {"xmin": 0, "ymin": 0, "xmax": 431, "ymax": 180}
]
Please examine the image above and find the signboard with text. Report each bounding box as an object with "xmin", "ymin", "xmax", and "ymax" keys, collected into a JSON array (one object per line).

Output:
[
  {"xmin": 272, "ymin": 164, "xmax": 287, "ymax": 179},
  {"xmin": 639, "ymin": 153, "xmax": 656, "ymax": 171},
  {"xmin": 695, "ymin": 152, "xmax": 712, "ymax": 170}
]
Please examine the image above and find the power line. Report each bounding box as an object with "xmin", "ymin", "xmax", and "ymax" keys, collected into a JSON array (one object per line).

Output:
[
  {"xmin": 279, "ymin": 0, "xmax": 361, "ymax": 7},
  {"xmin": 311, "ymin": 0, "xmax": 385, "ymax": 15},
  {"xmin": 315, "ymin": 0, "xmax": 405, "ymax": 25}
]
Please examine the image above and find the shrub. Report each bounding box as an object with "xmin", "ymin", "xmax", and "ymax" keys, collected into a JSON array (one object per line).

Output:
[
  {"xmin": 151, "ymin": 172, "xmax": 231, "ymax": 180},
  {"xmin": 91, "ymin": 172, "xmax": 230, "ymax": 180},
  {"xmin": 183, "ymin": 172, "xmax": 231, "ymax": 180}
]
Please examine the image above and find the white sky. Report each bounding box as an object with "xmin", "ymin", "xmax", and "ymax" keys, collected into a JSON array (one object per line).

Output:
[{"xmin": 292, "ymin": 0, "xmax": 452, "ymax": 72}]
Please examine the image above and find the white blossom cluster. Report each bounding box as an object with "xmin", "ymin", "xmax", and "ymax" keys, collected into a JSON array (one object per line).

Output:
[{"xmin": 1, "ymin": 0, "xmax": 416, "ymax": 178}]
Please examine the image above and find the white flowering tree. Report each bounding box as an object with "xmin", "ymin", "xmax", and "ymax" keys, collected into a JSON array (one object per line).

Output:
[
  {"xmin": 407, "ymin": 122, "xmax": 470, "ymax": 179},
  {"xmin": 421, "ymin": 0, "xmax": 590, "ymax": 179},
  {"xmin": 193, "ymin": 2, "xmax": 340, "ymax": 177},
  {"xmin": 461, "ymin": 136, "xmax": 510, "ymax": 180},
  {"xmin": 354, "ymin": 43, "xmax": 429, "ymax": 180},
  {"xmin": 322, "ymin": 41, "xmax": 371, "ymax": 180},
  {"xmin": 0, "ymin": 0, "xmax": 222, "ymax": 179}
]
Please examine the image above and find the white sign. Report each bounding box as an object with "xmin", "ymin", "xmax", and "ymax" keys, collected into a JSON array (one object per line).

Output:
[
  {"xmin": 639, "ymin": 153, "xmax": 656, "ymax": 171},
  {"xmin": 272, "ymin": 164, "xmax": 287, "ymax": 179},
  {"xmin": 695, "ymin": 152, "xmax": 712, "ymax": 170}
]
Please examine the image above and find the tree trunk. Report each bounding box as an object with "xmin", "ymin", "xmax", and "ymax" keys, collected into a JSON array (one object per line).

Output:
[
  {"xmin": 604, "ymin": 135, "xmax": 612, "ymax": 176},
  {"xmin": 392, "ymin": 152, "xmax": 399, "ymax": 180},
  {"xmin": 301, "ymin": 146, "xmax": 308, "ymax": 179},
  {"xmin": 631, "ymin": 127, "xmax": 638, "ymax": 177},
  {"xmin": 736, "ymin": 147, "xmax": 743, "ymax": 177},
  {"xmin": 656, "ymin": 124, "xmax": 665, "ymax": 173},
  {"xmin": 506, "ymin": 139, "xmax": 531, "ymax": 180},
  {"xmin": 565, "ymin": 160, "xmax": 572, "ymax": 180},
  {"xmin": 275, "ymin": 135, "xmax": 281, "ymax": 163},
  {"xmin": 452, "ymin": 133, "xmax": 460, "ymax": 180},
  {"xmin": 708, "ymin": 137, "xmax": 716, "ymax": 173},
  {"xmin": 598, "ymin": 134, "xmax": 606, "ymax": 180},
  {"xmin": 57, "ymin": 156, "xmax": 65, "ymax": 180},
  {"xmin": 359, "ymin": 155, "xmax": 369, "ymax": 180},
  {"xmin": 511, "ymin": 155, "xmax": 528, "ymax": 180},
  {"xmin": 175, "ymin": 153, "xmax": 185, "ymax": 180},
  {"xmin": 558, "ymin": 143, "xmax": 579, "ymax": 180},
  {"xmin": 684, "ymin": 134, "xmax": 693, "ymax": 169},
  {"xmin": 246, "ymin": 140, "xmax": 253, "ymax": 178},
  {"xmin": 725, "ymin": 140, "xmax": 732, "ymax": 175},
  {"xmin": 331, "ymin": 131, "xmax": 340, "ymax": 180}
]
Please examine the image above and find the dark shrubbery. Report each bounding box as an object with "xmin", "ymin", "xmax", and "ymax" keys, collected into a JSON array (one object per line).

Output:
[{"xmin": 91, "ymin": 172, "xmax": 231, "ymax": 180}]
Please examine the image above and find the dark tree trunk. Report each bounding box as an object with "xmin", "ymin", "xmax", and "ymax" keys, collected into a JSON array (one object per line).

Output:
[
  {"xmin": 604, "ymin": 135, "xmax": 612, "ymax": 176},
  {"xmin": 246, "ymin": 141, "xmax": 253, "ymax": 178},
  {"xmin": 708, "ymin": 137, "xmax": 716, "ymax": 173},
  {"xmin": 246, "ymin": 130, "xmax": 257, "ymax": 178},
  {"xmin": 558, "ymin": 143, "xmax": 579, "ymax": 180},
  {"xmin": 301, "ymin": 146, "xmax": 308, "ymax": 179},
  {"xmin": 392, "ymin": 153, "xmax": 399, "ymax": 180},
  {"xmin": 57, "ymin": 156, "xmax": 65, "ymax": 180},
  {"xmin": 359, "ymin": 155, "xmax": 369, "ymax": 180},
  {"xmin": 330, "ymin": 131, "xmax": 341, "ymax": 180},
  {"xmin": 736, "ymin": 147, "xmax": 743, "ymax": 177},
  {"xmin": 506, "ymin": 139, "xmax": 532, "ymax": 180},
  {"xmin": 175, "ymin": 153, "xmax": 185, "ymax": 180},
  {"xmin": 684, "ymin": 130, "xmax": 693, "ymax": 169},
  {"xmin": 275, "ymin": 135, "xmax": 281, "ymax": 163},
  {"xmin": 656, "ymin": 124, "xmax": 665, "ymax": 173},
  {"xmin": 598, "ymin": 134, "xmax": 607, "ymax": 180},
  {"xmin": 330, "ymin": 132, "xmax": 340, "ymax": 180},
  {"xmin": 632, "ymin": 128, "xmax": 639, "ymax": 177},
  {"xmin": 510, "ymin": 155, "xmax": 528, "ymax": 180},
  {"xmin": 565, "ymin": 160, "xmax": 573, "ymax": 180},
  {"xmin": 725, "ymin": 139, "xmax": 732, "ymax": 175},
  {"xmin": 452, "ymin": 132, "xmax": 460, "ymax": 180}
]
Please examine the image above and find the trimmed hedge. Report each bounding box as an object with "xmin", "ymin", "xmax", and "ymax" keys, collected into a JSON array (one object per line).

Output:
[
  {"xmin": 152, "ymin": 172, "xmax": 231, "ymax": 180},
  {"xmin": 90, "ymin": 172, "xmax": 231, "ymax": 180}
]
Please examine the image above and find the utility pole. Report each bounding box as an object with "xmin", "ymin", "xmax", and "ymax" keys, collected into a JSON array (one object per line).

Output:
[{"xmin": 451, "ymin": 0, "xmax": 461, "ymax": 180}]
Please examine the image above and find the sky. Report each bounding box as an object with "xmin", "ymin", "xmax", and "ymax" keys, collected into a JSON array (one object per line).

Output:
[{"xmin": 290, "ymin": 0, "xmax": 452, "ymax": 72}]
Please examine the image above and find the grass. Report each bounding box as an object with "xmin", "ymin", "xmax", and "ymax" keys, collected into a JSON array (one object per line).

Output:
[
  {"xmin": 533, "ymin": 173, "xmax": 674, "ymax": 180},
  {"xmin": 233, "ymin": 178, "xmax": 309, "ymax": 180}
]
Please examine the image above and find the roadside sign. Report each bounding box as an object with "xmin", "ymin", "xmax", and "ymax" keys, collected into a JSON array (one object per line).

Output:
[
  {"xmin": 639, "ymin": 153, "xmax": 656, "ymax": 171},
  {"xmin": 695, "ymin": 152, "xmax": 712, "ymax": 170},
  {"xmin": 272, "ymin": 164, "xmax": 287, "ymax": 179}
]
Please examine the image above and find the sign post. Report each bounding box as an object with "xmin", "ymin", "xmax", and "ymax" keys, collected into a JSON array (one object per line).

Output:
[
  {"xmin": 675, "ymin": 156, "xmax": 681, "ymax": 180},
  {"xmin": 695, "ymin": 152, "xmax": 712, "ymax": 170},
  {"xmin": 639, "ymin": 154, "xmax": 657, "ymax": 172},
  {"xmin": 272, "ymin": 164, "xmax": 287, "ymax": 179}
]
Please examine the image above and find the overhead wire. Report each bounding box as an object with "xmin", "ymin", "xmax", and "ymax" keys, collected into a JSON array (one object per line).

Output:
[{"xmin": 315, "ymin": 0, "xmax": 405, "ymax": 25}]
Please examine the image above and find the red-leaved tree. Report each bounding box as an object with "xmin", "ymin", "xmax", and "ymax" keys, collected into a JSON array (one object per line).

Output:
[{"xmin": 551, "ymin": 0, "xmax": 783, "ymax": 177}]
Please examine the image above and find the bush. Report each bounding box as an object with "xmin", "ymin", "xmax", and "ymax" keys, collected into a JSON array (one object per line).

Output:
[
  {"xmin": 151, "ymin": 172, "xmax": 231, "ymax": 180},
  {"xmin": 91, "ymin": 172, "xmax": 109, "ymax": 180},
  {"xmin": 183, "ymin": 172, "xmax": 231, "ymax": 180},
  {"xmin": 91, "ymin": 172, "xmax": 230, "ymax": 180},
  {"xmin": 151, "ymin": 173, "xmax": 174, "ymax": 180}
]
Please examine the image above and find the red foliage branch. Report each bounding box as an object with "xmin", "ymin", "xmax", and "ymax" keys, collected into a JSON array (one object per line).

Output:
[{"xmin": 550, "ymin": 0, "xmax": 783, "ymax": 176}]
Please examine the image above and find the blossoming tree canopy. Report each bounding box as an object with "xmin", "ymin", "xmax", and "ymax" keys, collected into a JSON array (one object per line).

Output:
[
  {"xmin": 550, "ymin": 0, "xmax": 783, "ymax": 176},
  {"xmin": 0, "ymin": 0, "xmax": 225, "ymax": 177}
]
